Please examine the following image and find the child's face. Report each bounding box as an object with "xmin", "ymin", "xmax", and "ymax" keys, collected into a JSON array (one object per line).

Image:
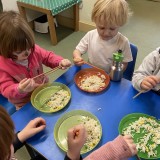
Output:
[
  {"xmin": 12, "ymin": 49, "xmax": 31, "ymax": 62},
  {"xmin": 95, "ymin": 18, "xmax": 120, "ymax": 41}
]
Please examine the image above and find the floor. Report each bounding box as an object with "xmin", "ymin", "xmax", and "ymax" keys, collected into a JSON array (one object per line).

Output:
[{"xmin": 15, "ymin": 0, "xmax": 160, "ymax": 159}]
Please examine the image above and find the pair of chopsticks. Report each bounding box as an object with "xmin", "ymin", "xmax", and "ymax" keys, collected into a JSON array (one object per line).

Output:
[
  {"xmin": 33, "ymin": 66, "xmax": 61, "ymax": 80},
  {"xmin": 84, "ymin": 61, "xmax": 105, "ymax": 72}
]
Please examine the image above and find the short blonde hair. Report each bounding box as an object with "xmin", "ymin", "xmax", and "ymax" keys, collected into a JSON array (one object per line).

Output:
[
  {"xmin": 0, "ymin": 11, "xmax": 35, "ymax": 58},
  {"xmin": 91, "ymin": 0, "xmax": 132, "ymax": 26}
]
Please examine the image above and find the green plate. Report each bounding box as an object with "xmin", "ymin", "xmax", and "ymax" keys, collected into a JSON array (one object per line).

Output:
[
  {"xmin": 119, "ymin": 113, "xmax": 160, "ymax": 159},
  {"xmin": 54, "ymin": 110, "xmax": 102, "ymax": 154},
  {"xmin": 31, "ymin": 82, "xmax": 71, "ymax": 113}
]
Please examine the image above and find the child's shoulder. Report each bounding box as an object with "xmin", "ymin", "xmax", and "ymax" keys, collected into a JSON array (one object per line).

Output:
[
  {"xmin": 86, "ymin": 29, "xmax": 98, "ymax": 35},
  {"xmin": 149, "ymin": 47, "xmax": 160, "ymax": 57},
  {"xmin": 117, "ymin": 32, "xmax": 129, "ymax": 41},
  {"xmin": 83, "ymin": 29, "xmax": 99, "ymax": 39}
]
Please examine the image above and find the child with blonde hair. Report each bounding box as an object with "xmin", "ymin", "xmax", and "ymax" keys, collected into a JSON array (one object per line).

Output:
[
  {"xmin": 0, "ymin": 11, "xmax": 71, "ymax": 109},
  {"xmin": 73, "ymin": 0, "xmax": 133, "ymax": 73}
]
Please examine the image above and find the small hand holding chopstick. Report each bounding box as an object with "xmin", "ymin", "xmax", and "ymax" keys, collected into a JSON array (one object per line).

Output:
[
  {"xmin": 133, "ymin": 76, "xmax": 160, "ymax": 99},
  {"xmin": 132, "ymin": 90, "xmax": 145, "ymax": 99}
]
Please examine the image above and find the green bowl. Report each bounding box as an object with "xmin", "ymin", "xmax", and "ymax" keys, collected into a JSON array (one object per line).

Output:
[
  {"xmin": 119, "ymin": 113, "xmax": 160, "ymax": 159},
  {"xmin": 54, "ymin": 110, "xmax": 102, "ymax": 154},
  {"xmin": 31, "ymin": 82, "xmax": 71, "ymax": 113}
]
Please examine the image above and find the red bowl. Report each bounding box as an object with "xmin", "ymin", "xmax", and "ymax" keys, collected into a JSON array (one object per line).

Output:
[{"xmin": 74, "ymin": 68, "xmax": 110, "ymax": 93}]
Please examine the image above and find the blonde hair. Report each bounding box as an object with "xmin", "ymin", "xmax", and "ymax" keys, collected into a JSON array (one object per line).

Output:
[
  {"xmin": 0, "ymin": 11, "xmax": 35, "ymax": 58},
  {"xmin": 91, "ymin": 0, "xmax": 132, "ymax": 26}
]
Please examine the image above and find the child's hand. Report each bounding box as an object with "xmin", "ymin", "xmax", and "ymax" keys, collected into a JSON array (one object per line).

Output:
[
  {"xmin": 17, "ymin": 117, "xmax": 46, "ymax": 143},
  {"xmin": 18, "ymin": 78, "xmax": 40, "ymax": 93},
  {"xmin": 123, "ymin": 135, "xmax": 137, "ymax": 156},
  {"xmin": 67, "ymin": 124, "xmax": 87, "ymax": 160},
  {"xmin": 59, "ymin": 59, "xmax": 71, "ymax": 69},
  {"xmin": 73, "ymin": 57, "xmax": 84, "ymax": 66},
  {"xmin": 140, "ymin": 76, "xmax": 160, "ymax": 91}
]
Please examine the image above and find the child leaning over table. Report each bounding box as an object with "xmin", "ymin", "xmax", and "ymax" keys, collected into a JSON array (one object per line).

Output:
[
  {"xmin": 0, "ymin": 11, "xmax": 71, "ymax": 110},
  {"xmin": 0, "ymin": 105, "xmax": 137, "ymax": 160},
  {"xmin": 73, "ymin": 0, "xmax": 133, "ymax": 73},
  {"xmin": 132, "ymin": 47, "xmax": 160, "ymax": 95},
  {"xmin": 0, "ymin": 105, "xmax": 46, "ymax": 160},
  {"xmin": 65, "ymin": 125, "xmax": 137, "ymax": 160}
]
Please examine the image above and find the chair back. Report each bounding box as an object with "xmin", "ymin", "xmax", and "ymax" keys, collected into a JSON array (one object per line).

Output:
[{"xmin": 123, "ymin": 43, "xmax": 138, "ymax": 81}]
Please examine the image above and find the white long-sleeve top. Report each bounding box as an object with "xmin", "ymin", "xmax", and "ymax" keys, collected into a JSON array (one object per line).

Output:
[{"xmin": 132, "ymin": 47, "xmax": 160, "ymax": 91}]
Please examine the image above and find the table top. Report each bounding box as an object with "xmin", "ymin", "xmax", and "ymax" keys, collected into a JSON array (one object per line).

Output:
[
  {"xmin": 18, "ymin": 0, "xmax": 81, "ymax": 15},
  {"xmin": 11, "ymin": 65, "xmax": 160, "ymax": 160}
]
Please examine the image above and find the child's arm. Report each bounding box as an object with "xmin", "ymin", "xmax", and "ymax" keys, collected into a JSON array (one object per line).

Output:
[
  {"xmin": 66, "ymin": 124, "xmax": 87, "ymax": 160},
  {"xmin": 132, "ymin": 49, "xmax": 159, "ymax": 91},
  {"xmin": 18, "ymin": 78, "xmax": 42, "ymax": 94},
  {"xmin": 66, "ymin": 125, "xmax": 136, "ymax": 160},
  {"xmin": 84, "ymin": 135, "xmax": 137, "ymax": 160},
  {"xmin": 140, "ymin": 76, "xmax": 159, "ymax": 91},
  {"xmin": 17, "ymin": 117, "xmax": 46, "ymax": 143},
  {"xmin": 59, "ymin": 59, "xmax": 72, "ymax": 70},
  {"xmin": 73, "ymin": 49, "xmax": 84, "ymax": 66}
]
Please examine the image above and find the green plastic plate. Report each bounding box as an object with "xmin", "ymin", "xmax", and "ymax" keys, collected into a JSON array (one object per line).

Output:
[
  {"xmin": 54, "ymin": 110, "xmax": 102, "ymax": 154},
  {"xmin": 119, "ymin": 113, "xmax": 160, "ymax": 159},
  {"xmin": 31, "ymin": 82, "xmax": 71, "ymax": 113}
]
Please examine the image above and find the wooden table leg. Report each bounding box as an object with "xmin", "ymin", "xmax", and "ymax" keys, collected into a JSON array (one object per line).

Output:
[
  {"xmin": 17, "ymin": 4, "xmax": 28, "ymax": 22},
  {"xmin": 17, "ymin": 2, "xmax": 33, "ymax": 29},
  {"xmin": 73, "ymin": 4, "xmax": 79, "ymax": 31},
  {"xmin": 47, "ymin": 12, "xmax": 57, "ymax": 45}
]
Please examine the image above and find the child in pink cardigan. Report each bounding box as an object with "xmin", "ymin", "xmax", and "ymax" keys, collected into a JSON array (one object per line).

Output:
[
  {"xmin": 66, "ymin": 125, "xmax": 137, "ymax": 160},
  {"xmin": 0, "ymin": 11, "xmax": 71, "ymax": 109}
]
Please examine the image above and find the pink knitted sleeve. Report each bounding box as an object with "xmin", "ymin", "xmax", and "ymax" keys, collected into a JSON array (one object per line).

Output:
[{"xmin": 84, "ymin": 135, "xmax": 132, "ymax": 160}]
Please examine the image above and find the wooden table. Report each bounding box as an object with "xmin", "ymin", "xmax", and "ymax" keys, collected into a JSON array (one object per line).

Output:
[{"xmin": 17, "ymin": 0, "xmax": 81, "ymax": 45}]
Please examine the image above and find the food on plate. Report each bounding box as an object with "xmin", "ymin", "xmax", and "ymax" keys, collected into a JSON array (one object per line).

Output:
[
  {"xmin": 122, "ymin": 116, "xmax": 160, "ymax": 158},
  {"xmin": 45, "ymin": 89, "xmax": 70, "ymax": 111},
  {"xmin": 81, "ymin": 116, "xmax": 101, "ymax": 150},
  {"xmin": 78, "ymin": 73, "xmax": 106, "ymax": 92}
]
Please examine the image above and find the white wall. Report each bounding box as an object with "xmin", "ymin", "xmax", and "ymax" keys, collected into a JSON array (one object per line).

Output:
[
  {"xmin": 2, "ymin": 0, "xmax": 43, "ymax": 21},
  {"xmin": 79, "ymin": 0, "xmax": 96, "ymax": 25}
]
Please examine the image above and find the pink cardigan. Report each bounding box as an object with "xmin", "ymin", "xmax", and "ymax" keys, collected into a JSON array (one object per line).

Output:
[
  {"xmin": 0, "ymin": 44, "xmax": 63, "ymax": 109},
  {"xmin": 84, "ymin": 135, "xmax": 132, "ymax": 160}
]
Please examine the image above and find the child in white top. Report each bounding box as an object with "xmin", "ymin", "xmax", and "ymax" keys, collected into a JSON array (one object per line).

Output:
[{"xmin": 73, "ymin": 0, "xmax": 133, "ymax": 73}]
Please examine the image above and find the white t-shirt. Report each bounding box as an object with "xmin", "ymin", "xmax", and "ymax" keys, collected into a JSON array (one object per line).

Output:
[{"xmin": 76, "ymin": 29, "xmax": 133, "ymax": 73}]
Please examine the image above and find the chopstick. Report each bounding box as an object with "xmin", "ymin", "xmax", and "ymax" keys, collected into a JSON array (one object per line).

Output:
[
  {"xmin": 84, "ymin": 61, "xmax": 105, "ymax": 72},
  {"xmin": 33, "ymin": 66, "xmax": 61, "ymax": 80},
  {"xmin": 132, "ymin": 90, "xmax": 145, "ymax": 99}
]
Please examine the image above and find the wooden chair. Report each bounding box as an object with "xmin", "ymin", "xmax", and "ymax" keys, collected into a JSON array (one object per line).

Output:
[{"xmin": 17, "ymin": 0, "xmax": 82, "ymax": 45}]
